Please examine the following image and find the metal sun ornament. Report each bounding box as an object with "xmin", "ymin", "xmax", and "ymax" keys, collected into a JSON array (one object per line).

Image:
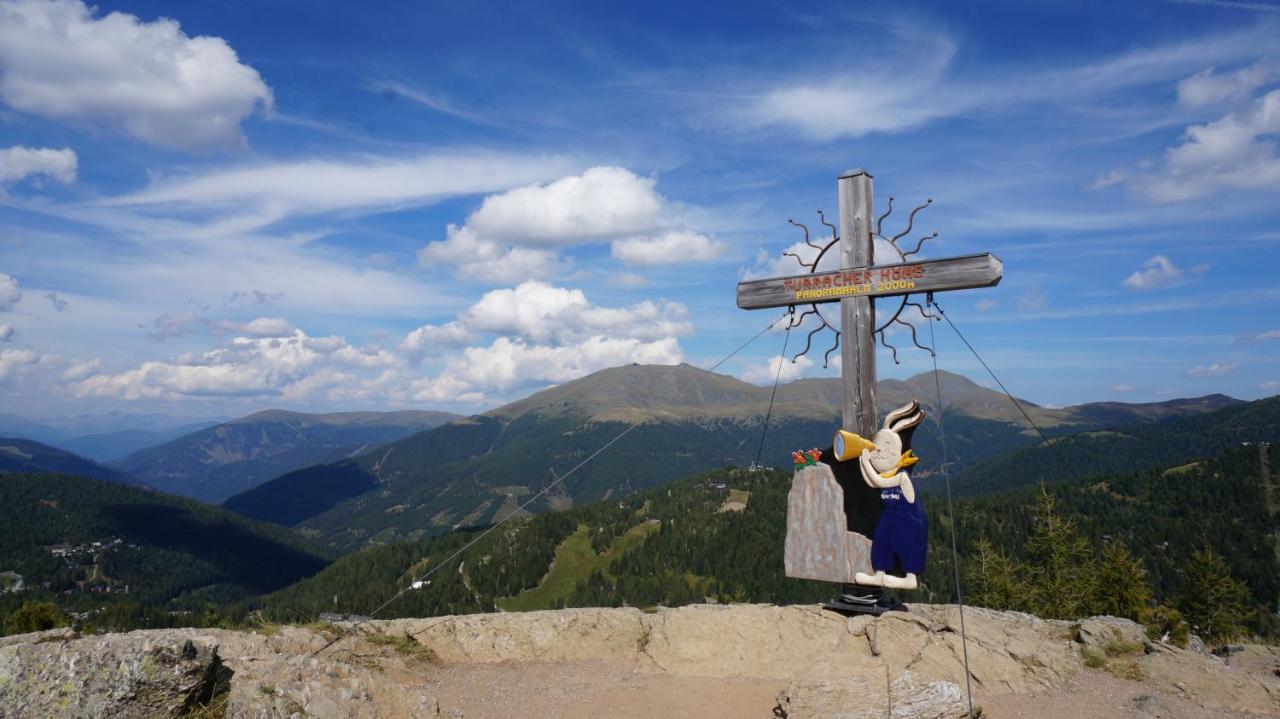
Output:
[{"xmin": 782, "ymin": 196, "xmax": 939, "ymax": 367}]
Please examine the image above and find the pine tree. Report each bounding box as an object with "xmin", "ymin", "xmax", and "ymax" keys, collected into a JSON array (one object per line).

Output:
[
  {"xmin": 1023, "ymin": 486, "xmax": 1097, "ymax": 619},
  {"xmin": 1179, "ymin": 547, "xmax": 1257, "ymax": 645},
  {"xmin": 1092, "ymin": 540, "xmax": 1153, "ymax": 623},
  {"xmin": 966, "ymin": 538, "xmax": 1025, "ymax": 611}
]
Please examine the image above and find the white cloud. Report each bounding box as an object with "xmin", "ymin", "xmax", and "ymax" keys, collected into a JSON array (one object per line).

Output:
[
  {"xmin": 0, "ymin": 146, "xmax": 76, "ymax": 184},
  {"xmin": 405, "ymin": 280, "xmax": 691, "ymax": 403},
  {"xmin": 45, "ymin": 292, "xmax": 68, "ymax": 312},
  {"xmin": 1016, "ymin": 287, "xmax": 1048, "ymax": 312},
  {"xmin": 72, "ymin": 329, "xmax": 396, "ymax": 401},
  {"xmin": 0, "ymin": 324, "xmax": 11, "ymax": 341},
  {"xmin": 608, "ymin": 271, "xmax": 649, "ymax": 288},
  {"xmin": 0, "ymin": 0, "xmax": 271, "ymax": 150},
  {"xmin": 1122, "ymin": 255, "xmax": 1210, "ymax": 290},
  {"xmin": 611, "ymin": 230, "xmax": 726, "ymax": 266},
  {"xmin": 0, "ymin": 273, "xmax": 18, "ymax": 311},
  {"xmin": 741, "ymin": 354, "xmax": 813, "ymax": 385},
  {"xmin": 975, "ymin": 298, "xmax": 999, "ymax": 312},
  {"xmin": 1237, "ymin": 328, "xmax": 1280, "ymax": 343},
  {"xmin": 419, "ymin": 167, "xmax": 718, "ymax": 280},
  {"xmin": 1187, "ymin": 361, "xmax": 1239, "ymax": 378},
  {"xmin": 401, "ymin": 321, "xmax": 475, "ymax": 356},
  {"xmin": 216, "ymin": 317, "xmax": 296, "ymax": 338},
  {"xmin": 410, "ymin": 335, "xmax": 683, "ymax": 403},
  {"xmin": 417, "ymin": 224, "xmax": 565, "ymax": 284},
  {"xmin": 1260, "ymin": 379, "xmax": 1279, "ymax": 391},
  {"xmin": 62, "ymin": 358, "xmax": 100, "ymax": 381},
  {"xmin": 1111, "ymin": 384, "xmax": 1136, "ymax": 393},
  {"xmin": 458, "ymin": 281, "xmax": 692, "ymax": 345},
  {"xmin": 1116, "ymin": 87, "xmax": 1280, "ymax": 202},
  {"xmin": 466, "ymin": 166, "xmax": 663, "ymax": 246},
  {"xmin": 112, "ymin": 152, "xmax": 576, "ymax": 231},
  {"xmin": 1177, "ymin": 62, "xmax": 1276, "ymax": 108},
  {"xmin": 0, "ymin": 347, "xmax": 39, "ymax": 382}
]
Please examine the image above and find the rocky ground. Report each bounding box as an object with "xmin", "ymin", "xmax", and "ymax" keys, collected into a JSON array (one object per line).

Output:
[{"xmin": 0, "ymin": 604, "xmax": 1277, "ymax": 718}]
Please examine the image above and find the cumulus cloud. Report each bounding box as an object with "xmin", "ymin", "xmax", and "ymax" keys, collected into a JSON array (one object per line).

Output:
[
  {"xmin": 0, "ymin": 324, "xmax": 12, "ymax": 342},
  {"xmin": 1107, "ymin": 84, "xmax": 1280, "ymax": 202},
  {"xmin": 62, "ymin": 358, "xmax": 100, "ymax": 382},
  {"xmin": 0, "ymin": 347, "xmax": 39, "ymax": 382},
  {"xmin": 1187, "ymin": 361, "xmax": 1239, "ymax": 378},
  {"xmin": 0, "ymin": 146, "xmax": 76, "ymax": 184},
  {"xmin": 741, "ymin": 354, "xmax": 814, "ymax": 385},
  {"xmin": 419, "ymin": 167, "xmax": 719, "ymax": 281},
  {"xmin": 611, "ymin": 230, "xmax": 726, "ymax": 266},
  {"xmin": 1123, "ymin": 255, "xmax": 1210, "ymax": 290},
  {"xmin": 0, "ymin": 0, "xmax": 272, "ymax": 150},
  {"xmin": 1177, "ymin": 62, "xmax": 1276, "ymax": 108},
  {"xmin": 404, "ymin": 280, "xmax": 691, "ymax": 403},
  {"xmin": 1260, "ymin": 379, "xmax": 1279, "ymax": 391},
  {"xmin": 72, "ymin": 329, "xmax": 396, "ymax": 401},
  {"xmin": 70, "ymin": 281, "xmax": 692, "ymax": 407},
  {"xmin": 215, "ymin": 317, "xmax": 296, "ymax": 338},
  {"xmin": 0, "ymin": 273, "xmax": 18, "ymax": 311},
  {"xmin": 44, "ymin": 292, "xmax": 68, "ymax": 312}
]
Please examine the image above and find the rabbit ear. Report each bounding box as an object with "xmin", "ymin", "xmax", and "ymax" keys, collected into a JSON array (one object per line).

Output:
[
  {"xmin": 888, "ymin": 402, "xmax": 925, "ymax": 434},
  {"xmin": 882, "ymin": 400, "xmax": 920, "ymax": 431}
]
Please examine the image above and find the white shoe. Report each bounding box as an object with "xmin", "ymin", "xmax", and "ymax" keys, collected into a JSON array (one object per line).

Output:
[
  {"xmin": 854, "ymin": 571, "xmax": 886, "ymax": 587},
  {"xmin": 882, "ymin": 573, "xmax": 918, "ymax": 590}
]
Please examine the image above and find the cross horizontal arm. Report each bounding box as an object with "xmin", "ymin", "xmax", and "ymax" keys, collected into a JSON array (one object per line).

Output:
[{"xmin": 737, "ymin": 253, "xmax": 1003, "ymax": 311}]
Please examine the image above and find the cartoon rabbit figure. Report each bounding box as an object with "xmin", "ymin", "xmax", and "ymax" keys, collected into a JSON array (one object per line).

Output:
[{"xmin": 848, "ymin": 400, "xmax": 928, "ymax": 590}]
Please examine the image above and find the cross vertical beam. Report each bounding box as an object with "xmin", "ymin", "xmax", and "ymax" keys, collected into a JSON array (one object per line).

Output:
[{"xmin": 838, "ymin": 169, "xmax": 876, "ymax": 438}]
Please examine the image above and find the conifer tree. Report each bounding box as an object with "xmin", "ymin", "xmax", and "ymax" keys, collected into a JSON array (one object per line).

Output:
[
  {"xmin": 1024, "ymin": 486, "xmax": 1097, "ymax": 619},
  {"xmin": 1179, "ymin": 547, "xmax": 1257, "ymax": 645},
  {"xmin": 1092, "ymin": 540, "xmax": 1153, "ymax": 622},
  {"xmin": 966, "ymin": 538, "xmax": 1025, "ymax": 611}
]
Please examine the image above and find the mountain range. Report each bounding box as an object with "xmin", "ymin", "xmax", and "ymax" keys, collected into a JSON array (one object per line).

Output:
[
  {"xmin": 0, "ymin": 437, "xmax": 127, "ymax": 484},
  {"xmin": 109, "ymin": 409, "xmax": 460, "ymax": 503},
  {"xmin": 222, "ymin": 364, "xmax": 1241, "ymax": 553}
]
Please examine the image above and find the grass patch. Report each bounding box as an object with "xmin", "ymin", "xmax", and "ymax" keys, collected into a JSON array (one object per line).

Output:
[
  {"xmin": 1103, "ymin": 636, "xmax": 1144, "ymax": 657},
  {"xmin": 1081, "ymin": 646, "xmax": 1144, "ymax": 681},
  {"xmin": 1081, "ymin": 647, "xmax": 1107, "ymax": 669},
  {"xmin": 496, "ymin": 521, "xmax": 660, "ymax": 611},
  {"xmin": 365, "ymin": 632, "xmax": 438, "ymax": 663}
]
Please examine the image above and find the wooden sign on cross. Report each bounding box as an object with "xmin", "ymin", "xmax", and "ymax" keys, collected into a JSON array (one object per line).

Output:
[{"xmin": 737, "ymin": 169, "xmax": 1003, "ymax": 594}]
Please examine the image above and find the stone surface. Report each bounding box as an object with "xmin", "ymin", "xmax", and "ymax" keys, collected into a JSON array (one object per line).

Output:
[
  {"xmin": 784, "ymin": 463, "xmax": 873, "ymax": 583},
  {"xmin": 0, "ymin": 632, "xmax": 222, "ymax": 718},
  {"xmin": 0, "ymin": 604, "xmax": 1276, "ymax": 718}
]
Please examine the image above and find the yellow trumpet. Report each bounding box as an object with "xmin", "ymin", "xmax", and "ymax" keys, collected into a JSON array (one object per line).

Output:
[{"xmin": 832, "ymin": 429, "xmax": 877, "ymax": 461}]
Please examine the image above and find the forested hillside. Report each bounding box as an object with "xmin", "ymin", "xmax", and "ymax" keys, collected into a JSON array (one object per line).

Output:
[
  {"xmin": 948, "ymin": 395, "xmax": 1280, "ymax": 496},
  {"xmin": 0, "ymin": 437, "xmax": 127, "ymax": 484},
  {"xmin": 111, "ymin": 409, "xmax": 459, "ymax": 503},
  {"xmin": 227, "ymin": 365, "xmax": 1238, "ymax": 554},
  {"xmin": 0, "ymin": 473, "xmax": 332, "ymax": 634},
  {"xmin": 258, "ymin": 442, "xmax": 1278, "ymax": 641}
]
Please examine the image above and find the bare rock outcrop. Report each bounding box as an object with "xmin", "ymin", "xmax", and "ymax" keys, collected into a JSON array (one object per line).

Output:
[{"xmin": 0, "ymin": 604, "xmax": 1277, "ymax": 718}]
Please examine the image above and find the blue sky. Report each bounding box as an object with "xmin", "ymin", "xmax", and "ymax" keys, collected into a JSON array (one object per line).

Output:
[{"xmin": 0, "ymin": 0, "xmax": 1277, "ymax": 419}]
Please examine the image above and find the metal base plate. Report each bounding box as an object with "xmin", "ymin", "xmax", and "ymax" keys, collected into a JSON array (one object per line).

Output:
[{"xmin": 822, "ymin": 596, "xmax": 907, "ymax": 616}]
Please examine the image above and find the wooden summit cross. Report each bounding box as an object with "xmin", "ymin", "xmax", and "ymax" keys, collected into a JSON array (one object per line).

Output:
[{"xmin": 736, "ymin": 169, "xmax": 1002, "ymax": 591}]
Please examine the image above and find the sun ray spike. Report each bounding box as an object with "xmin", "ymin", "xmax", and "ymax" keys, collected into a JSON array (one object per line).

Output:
[
  {"xmin": 903, "ymin": 301, "xmax": 936, "ymax": 320},
  {"xmin": 817, "ymin": 209, "xmax": 838, "ymax": 242},
  {"xmin": 902, "ymin": 231, "xmax": 938, "ymax": 257},
  {"xmin": 823, "ymin": 332, "xmax": 840, "ymax": 368},
  {"xmin": 890, "ymin": 198, "xmax": 933, "ymax": 243},
  {"xmin": 782, "ymin": 251, "xmax": 814, "ymax": 270},
  {"xmin": 789, "ymin": 308, "xmax": 816, "ymax": 329},
  {"xmin": 794, "ymin": 325, "xmax": 823, "ymax": 362},
  {"xmin": 787, "ymin": 218, "xmax": 821, "ymax": 251},
  {"xmin": 878, "ymin": 330, "xmax": 900, "ymax": 365},
  {"xmin": 876, "ymin": 195, "xmax": 895, "ymax": 236},
  {"xmin": 894, "ymin": 317, "xmax": 934, "ymax": 357}
]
